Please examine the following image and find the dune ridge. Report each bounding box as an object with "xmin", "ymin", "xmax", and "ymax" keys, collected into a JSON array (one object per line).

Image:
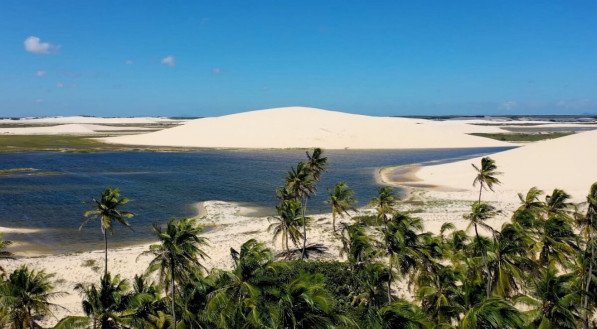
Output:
[{"xmin": 102, "ymin": 106, "xmax": 514, "ymax": 149}]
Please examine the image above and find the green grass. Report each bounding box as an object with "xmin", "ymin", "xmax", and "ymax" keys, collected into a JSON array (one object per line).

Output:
[
  {"xmin": 469, "ymin": 132, "xmax": 573, "ymax": 142},
  {"xmin": 0, "ymin": 135, "xmax": 186, "ymax": 153}
]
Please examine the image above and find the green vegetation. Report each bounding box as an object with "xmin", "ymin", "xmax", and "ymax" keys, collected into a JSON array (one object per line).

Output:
[
  {"xmin": 0, "ymin": 135, "xmax": 190, "ymax": 153},
  {"xmin": 470, "ymin": 132, "xmax": 574, "ymax": 142},
  {"xmin": 1, "ymin": 151, "xmax": 596, "ymax": 328}
]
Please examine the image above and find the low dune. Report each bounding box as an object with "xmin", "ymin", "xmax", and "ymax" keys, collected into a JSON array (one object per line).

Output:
[
  {"xmin": 407, "ymin": 129, "xmax": 597, "ymax": 201},
  {"xmin": 102, "ymin": 107, "xmax": 514, "ymax": 149}
]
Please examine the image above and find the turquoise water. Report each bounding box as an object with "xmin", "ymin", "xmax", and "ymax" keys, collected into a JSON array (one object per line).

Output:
[{"xmin": 0, "ymin": 148, "xmax": 510, "ymax": 254}]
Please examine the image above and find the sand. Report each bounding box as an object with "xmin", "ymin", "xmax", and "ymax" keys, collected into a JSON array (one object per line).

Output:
[
  {"xmin": 383, "ymin": 129, "xmax": 597, "ymax": 202},
  {"xmin": 102, "ymin": 107, "xmax": 517, "ymax": 149}
]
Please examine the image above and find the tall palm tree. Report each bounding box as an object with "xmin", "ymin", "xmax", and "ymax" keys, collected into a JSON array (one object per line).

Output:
[
  {"xmin": 81, "ymin": 187, "xmax": 135, "ymax": 276},
  {"xmin": 545, "ymin": 188, "xmax": 573, "ymax": 218},
  {"xmin": 0, "ymin": 233, "xmax": 14, "ymax": 275},
  {"xmin": 370, "ymin": 186, "xmax": 397, "ymax": 226},
  {"xmin": 269, "ymin": 198, "xmax": 303, "ymax": 252},
  {"xmin": 0, "ymin": 265, "xmax": 63, "ymax": 329},
  {"xmin": 143, "ymin": 217, "xmax": 209, "ymax": 328},
  {"xmin": 326, "ymin": 182, "xmax": 357, "ymax": 232},
  {"xmin": 284, "ymin": 161, "xmax": 316, "ymax": 260},
  {"xmin": 464, "ymin": 202, "xmax": 497, "ymax": 298},
  {"xmin": 577, "ymin": 182, "xmax": 597, "ymax": 329},
  {"xmin": 305, "ymin": 147, "xmax": 327, "ymax": 182},
  {"xmin": 416, "ymin": 262, "xmax": 465, "ymax": 326},
  {"xmin": 512, "ymin": 187, "xmax": 545, "ymax": 229},
  {"xmin": 534, "ymin": 214, "xmax": 578, "ymax": 267},
  {"xmin": 472, "ymin": 157, "xmax": 501, "ymax": 203}
]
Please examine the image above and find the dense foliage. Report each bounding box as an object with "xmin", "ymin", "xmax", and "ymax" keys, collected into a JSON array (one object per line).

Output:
[{"xmin": 0, "ymin": 149, "xmax": 596, "ymax": 328}]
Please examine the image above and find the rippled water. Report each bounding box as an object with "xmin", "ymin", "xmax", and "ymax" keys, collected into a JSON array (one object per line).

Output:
[{"xmin": 0, "ymin": 148, "xmax": 510, "ymax": 254}]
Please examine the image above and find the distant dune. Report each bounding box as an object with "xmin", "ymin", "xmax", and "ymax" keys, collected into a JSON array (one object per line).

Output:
[
  {"xmin": 102, "ymin": 106, "xmax": 514, "ymax": 149},
  {"xmin": 413, "ymin": 129, "xmax": 597, "ymax": 200}
]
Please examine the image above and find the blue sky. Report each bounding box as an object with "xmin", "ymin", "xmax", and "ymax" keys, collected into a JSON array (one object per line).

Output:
[{"xmin": 1, "ymin": 1, "xmax": 596, "ymax": 117}]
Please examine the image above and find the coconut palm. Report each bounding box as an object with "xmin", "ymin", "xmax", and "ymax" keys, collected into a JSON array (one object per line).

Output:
[
  {"xmin": 370, "ymin": 186, "xmax": 397, "ymax": 226},
  {"xmin": 534, "ymin": 214, "xmax": 578, "ymax": 267},
  {"xmin": 472, "ymin": 157, "xmax": 501, "ymax": 203},
  {"xmin": 464, "ymin": 202, "xmax": 497, "ymax": 298},
  {"xmin": 284, "ymin": 161, "xmax": 316, "ymax": 260},
  {"xmin": 0, "ymin": 233, "xmax": 14, "ymax": 275},
  {"xmin": 461, "ymin": 297, "xmax": 525, "ymax": 329},
  {"xmin": 512, "ymin": 187, "xmax": 545, "ymax": 229},
  {"xmin": 416, "ymin": 262, "xmax": 465, "ymax": 326},
  {"xmin": 71, "ymin": 273, "xmax": 132, "ymax": 329},
  {"xmin": 525, "ymin": 266, "xmax": 580, "ymax": 329},
  {"xmin": 0, "ymin": 265, "xmax": 63, "ymax": 329},
  {"xmin": 545, "ymin": 188, "xmax": 573, "ymax": 218},
  {"xmin": 81, "ymin": 187, "xmax": 135, "ymax": 276},
  {"xmin": 143, "ymin": 217, "xmax": 209, "ymax": 328},
  {"xmin": 487, "ymin": 223, "xmax": 535, "ymax": 297},
  {"xmin": 305, "ymin": 147, "xmax": 327, "ymax": 182},
  {"xmin": 339, "ymin": 223, "xmax": 377, "ymax": 266},
  {"xmin": 326, "ymin": 182, "xmax": 357, "ymax": 232},
  {"xmin": 269, "ymin": 198, "xmax": 303, "ymax": 252},
  {"xmin": 375, "ymin": 300, "xmax": 432, "ymax": 329},
  {"xmin": 274, "ymin": 272, "xmax": 336, "ymax": 329},
  {"xmin": 207, "ymin": 239, "xmax": 278, "ymax": 328},
  {"xmin": 577, "ymin": 182, "xmax": 597, "ymax": 329}
]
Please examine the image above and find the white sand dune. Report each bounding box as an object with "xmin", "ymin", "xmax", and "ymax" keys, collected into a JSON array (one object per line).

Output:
[
  {"xmin": 413, "ymin": 129, "xmax": 597, "ymax": 200},
  {"xmin": 102, "ymin": 106, "xmax": 514, "ymax": 149}
]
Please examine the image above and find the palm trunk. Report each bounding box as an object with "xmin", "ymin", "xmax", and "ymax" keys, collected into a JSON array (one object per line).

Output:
[
  {"xmin": 583, "ymin": 233, "xmax": 594, "ymax": 329},
  {"xmin": 387, "ymin": 256, "xmax": 393, "ymax": 302},
  {"xmin": 285, "ymin": 231, "xmax": 289, "ymax": 252},
  {"xmin": 171, "ymin": 257, "xmax": 176, "ymax": 328},
  {"xmin": 301, "ymin": 197, "xmax": 308, "ymax": 260},
  {"xmin": 104, "ymin": 230, "xmax": 108, "ymax": 277},
  {"xmin": 473, "ymin": 223, "xmax": 491, "ymax": 298},
  {"xmin": 332, "ymin": 210, "xmax": 336, "ymax": 232},
  {"xmin": 478, "ymin": 183, "xmax": 483, "ymax": 203}
]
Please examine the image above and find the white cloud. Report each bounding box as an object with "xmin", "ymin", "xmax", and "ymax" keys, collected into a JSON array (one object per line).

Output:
[
  {"xmin": 35, "ymin": 70, "xmax": 46, "ymax": 77},
  {"xmin": 212, "ymin": 67, "xmax": 221, "ymax": 74},
  {"xmin": 161, "ymin": 55, "xmax": 176, "ymax": 67},
  {"xmin": 34, "ymin": 99, "xmax": 43, "ymax": 104},
  {"xmin": 56, "ymin": 82, "xmax": 64, "ymax": 88},
  {"xmin": 24, "ymin": 36, "xmax": 56, "ymax": 54},
  {"xmin": 125, "ymin": 59, "xmax": 134, "ymax": 65}
]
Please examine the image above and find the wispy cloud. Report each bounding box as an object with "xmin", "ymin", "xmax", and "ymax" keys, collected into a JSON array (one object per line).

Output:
[
  {"xmin": 161, "ymin": 55, "xmax": 176, "ymax": 67},
  {"xmin": 212, "ymin": 67, "xmax": 221, "ymax": 75},
  {"xmin": 498, "ymin": 100, "xmax": 518, "ymax": 111},
  {"xmin": 35, "ymin": 70, "xmax": 46, "ymax": 77},
  {"xmin": 24, "ymin": 36, "xmax": 57, "ymax": 54},
  {"xmin": 125, "ymin": 59, "xmax": 134, "ymax": 65},
  {"xmin": 56, "ymin": 82, "xmax": 64, "ymax": 88}
]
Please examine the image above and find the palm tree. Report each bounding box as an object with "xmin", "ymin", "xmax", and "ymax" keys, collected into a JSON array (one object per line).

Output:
[
  {"xmin": 81, "ymin": 187, "xmax": 135, "ymax": 276},
  {"xmin": 326, "ymin": 182, "xmax": 357, "ymax": 232},
  {"xmin": 62, "ymin": 273, "xmax": 133, "ymax": 329},
  {"xmin": 525, "ymin": 266, "xmax": 580, "ymax": 329},
  {"xmin": 376, "ymin": 300, "xmax": 432, "ymax": 329},
  {"xmin": 545, "ymin": 188, "xmax": 573, "ymax": 218},
  {"xmin": 370, "ymin": 186, "xmax": 397, "ymax": 226},
  {"xmin": 143, "ymin": 217, "xmax": 209, "ymax": 328},
  {"xmin": 461, "ymin": 297, "xmax": 525, "ymax": 329},
  {"xmin": 0, "ymin": 265, "xmax": 63, "ymax": 329},
  {"xmin": 577, "ymin": 182, "xmax": 597, "ymax": 329},
  {"xmin": 339, "ymin": 223, "xmax": 376, "ymax": 267},
  {"xmin": 269, "ymin": 198, "xmax": 303, "ymax": 252},
  {"xmin": 464, "ymin": 202, "xmax": 497, "ymax": 298},
  {"xmin": 284, "ymin": 161, "xmax": 316, "ymax": 260},
  {"xmin": 487, "ymin": 223, "xmax": 535, "ymax": 297},
  {"xmin": 534, "ymin": 214, "xmax": 578, "ymax": 267},
  {"xmin": 305, "ymin": 147, "xmax": 327, "ymax": 182},
  {"xmin": 275, "ymin": 272, "xmax": 335, "ymax": 329},
  {"xmin": 207, "ymin": 239, "xmax": 278, "ymax": 328},
  {"xmin": 512, "ymin": 187, "xmax": 545, "ymax": 229},
  {"xmin": 472, "ymin": 157, "xmax": 501, "ymax": 203},
  {"xmin": 0, "ymin": 233, "xmax": 14, "ymax": 275},
  {"xmin": 416, "ymin": 262, "xmax": 465, "ymax": 327}
]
